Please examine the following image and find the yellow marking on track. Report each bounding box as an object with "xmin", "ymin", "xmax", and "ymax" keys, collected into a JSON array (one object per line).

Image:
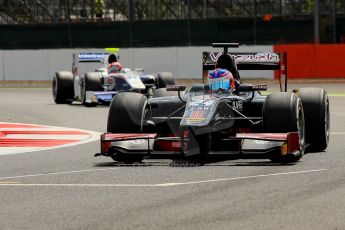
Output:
[
  {"xmin": 328, "ymin": 93, "xmax": 345, "ymax": 97},
  {"xmin": 260, "ymin": 91, "xmax": 271, "ymax": 95},
  {"xmin": 0, "ymin": 181, "xmax": 21, "ymax": 184}
]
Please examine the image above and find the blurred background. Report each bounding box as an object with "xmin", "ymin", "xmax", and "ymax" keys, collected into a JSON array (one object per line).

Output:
[
  {"xmin": 0, "ymin": 1, "xmax": 344, "ymax": 81},
  {"xmin": 0, "ymin": 0, "xmax": 343, "ymax": 48}
]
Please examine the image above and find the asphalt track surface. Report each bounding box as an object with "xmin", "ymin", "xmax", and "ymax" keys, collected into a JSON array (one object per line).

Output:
[{"xmin": 0, "ymin": 83, "xmax": 345, "ymax": 230}]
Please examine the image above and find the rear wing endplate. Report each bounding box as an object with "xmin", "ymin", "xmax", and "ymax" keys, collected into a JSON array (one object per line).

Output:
[{"xmin": 202, "ymin": 51, "xmax": 288, "ymax": 92}]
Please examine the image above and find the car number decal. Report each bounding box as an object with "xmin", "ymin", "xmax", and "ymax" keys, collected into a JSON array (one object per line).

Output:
[
  {"xmin": 190, "ymin": 109, "xmax": 204, "ymax": 119},
  {"xmin": 186, "ymin": 107, "xmax": 208, "ymax": 122}
]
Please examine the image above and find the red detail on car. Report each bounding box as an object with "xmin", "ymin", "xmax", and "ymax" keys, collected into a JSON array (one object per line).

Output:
[
  {"xmin": 236, "ymin": 133, "xmax": 289, "ymax": 141},
  {"xmin": 154, "ymin": 140, "xmax": 181, "ymax": 151},
  {"xmin": 190, "ymin": 109, "xmax": 204, "ymax": 118},
  {"xmin": 102, "ymin": 133, "xmax": 157, "ymax": 141},
  {"xmin": 106, "ymin": 77, "xmax": 115, "ymax": 84},
  {"xmin": 101, "ymin": 140, "xmax": 112, "ymax": 155},
  {"xmin": 153, "ymin": 131, "xmax": 188, "ymax": 151},
  {"xmin": 238, "ymin": 128, "xmax": 252, "ymax": 133},
  {"xmin": 287, "ymin": 132, "xmax": 300, "ymax": 152}
]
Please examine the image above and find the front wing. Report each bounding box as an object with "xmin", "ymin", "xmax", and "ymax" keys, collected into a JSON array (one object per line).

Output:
[
  {"xmin": 97, "ymin": 132, "xmax": 301, "ymax": 159},
  {"xmin": 85, "ymin": 91, "xmax": 118, "ymax": 104}
]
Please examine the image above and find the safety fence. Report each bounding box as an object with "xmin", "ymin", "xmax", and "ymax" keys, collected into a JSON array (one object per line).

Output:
[{"xmin": 2, "ymin": 17, "xmax": 344, "ymax": 49}]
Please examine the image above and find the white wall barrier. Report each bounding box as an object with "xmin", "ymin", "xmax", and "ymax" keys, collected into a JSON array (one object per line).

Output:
[{"xmin": 0, "ymin": 46, "xmax": 273, "ymax": 81}]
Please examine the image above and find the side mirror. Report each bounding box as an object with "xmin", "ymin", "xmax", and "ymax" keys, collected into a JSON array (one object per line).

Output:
[
  {"xmin": 166, "ymin": 85, "xmax": 186, "ymax": 103},
  {"xmin": 238, "ymin": 84, "xmax": 267, "ymax": 92},
  {"xmin": 166, "ymin": 85, "xmax": 186, "ymax": 92},
  {"xmin": 252, "ymin": 84, "xmax": 267, "ymax": 91},
  {"xmin": 135, "ymin": 68, "xmax": 144, "ymax": 74}
]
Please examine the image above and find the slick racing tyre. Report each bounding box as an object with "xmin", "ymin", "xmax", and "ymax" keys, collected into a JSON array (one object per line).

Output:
[
  {"xmin": 107, "ymin": 92, "xmax": 148, "ymax": 163},
  {"xmin": 52, "ymin": 71, "xmax": 74, "ymax": 104},
  {"xmin": 81, "ymin": 72, "xmax": 103, "ymax": 106},
  {"xmin": 263, "ymin": 92, "xmax": 305, "ymax": 163},
  {"xmin": 295, "ymin": 88, "xmax": 330, "ymax": 151},
  {"xmin": 156, "ymin": 72, "xmax": 175, "ymax": 88}
]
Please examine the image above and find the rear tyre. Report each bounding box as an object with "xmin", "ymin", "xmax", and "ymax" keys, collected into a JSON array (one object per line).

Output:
[
  {"xmin": 107, "ymin": 92, "xmax": 148, "ymax": 163},
  {"xmin": 81, "ymin": 72, "xmax": 103, "ymax": 106},
  {"xmin": 296, "ymin": 88, "xmax": 330, "ymax": 151},
  {"xmin": 52, "ymin": 71, "xmax": 74, "ymax": 104},
  {"xmin": 156, "ymin": 72, "xmax": 175, "ymax": 88},
  {"xmin": 263, "ymin": 93, "xmax": 305, "ymax": 163}
]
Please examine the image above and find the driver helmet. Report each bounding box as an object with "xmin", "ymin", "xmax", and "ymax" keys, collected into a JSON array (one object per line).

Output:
[
  {"xmin": 208, "ymin": 68, "xmax": 235, "ymax": 92},
  {"xmin": 108, "ymin": 62, "xmax": 122, "ymax": 73},
  {"xmin": 108, "ymin": 53, "xmax": 117, "ymax": 64}
]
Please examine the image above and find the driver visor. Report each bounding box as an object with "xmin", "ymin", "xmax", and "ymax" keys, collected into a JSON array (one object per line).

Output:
[{"xmin": 208, "ymin": 77, "xmax": 230, "ymax": 91}]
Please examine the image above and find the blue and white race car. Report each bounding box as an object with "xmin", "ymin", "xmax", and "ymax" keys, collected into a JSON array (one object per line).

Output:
[{"xmin": 52, "ymin": 51, "xmax": 175, "ymax": 106}]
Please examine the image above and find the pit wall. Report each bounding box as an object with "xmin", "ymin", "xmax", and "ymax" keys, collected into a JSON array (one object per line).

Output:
[
  {"xmin": 0, "ymin": 46, "xmax": 273, "ymax": 81},
  {"xmin": 274, "ymin": 44, "xmax": 345, "ymax": 79}
]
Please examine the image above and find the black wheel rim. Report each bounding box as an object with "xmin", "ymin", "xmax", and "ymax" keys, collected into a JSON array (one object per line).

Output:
[
  {"xmin": 298, "ymin": 106, "xmax": 305, "ymax": 154},
  {"xmin": 52, "ymin": 77, "xmax": 57, "ymax": 100},
  {"xmin": 80, "ymin": 77, "xmax": 86, "ymax": 103},
  {"xmin": 325, "ymin": 96, "xmax": 330, "ymax": 145}
]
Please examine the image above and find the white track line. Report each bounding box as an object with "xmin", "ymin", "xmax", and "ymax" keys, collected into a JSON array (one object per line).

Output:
[
  {"xmin": 0, "ymin": 167, "xmax": 120, "ymax": 180},
  {"xmin": 0, "ymin": 169, "xmax": 327, "ymax": 187},
  {"xmin": 331, "ymin": 112, "xmax": 345, "ymax": 117},
  {"xmin": 156, "ymin": 169, "xmax": 328, "ymax": 186}
]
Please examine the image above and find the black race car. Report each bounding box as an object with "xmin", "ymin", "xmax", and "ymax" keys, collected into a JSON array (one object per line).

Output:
[{"xmin": 96, "ymin": 43, "xmax": 330, "ymax": 164}]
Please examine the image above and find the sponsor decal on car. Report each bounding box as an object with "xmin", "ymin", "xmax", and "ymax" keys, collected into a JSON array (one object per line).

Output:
[
  {"xmin": 207, "ymin": 52, "xmax": 280, "ymax": 64},
  {"xmin": 232, "ymin": 101, "xmax": 243, "ymax": 111},
  {"xmin": 78, "ymin": 53, "xmax": 108, "ymax": 61}
]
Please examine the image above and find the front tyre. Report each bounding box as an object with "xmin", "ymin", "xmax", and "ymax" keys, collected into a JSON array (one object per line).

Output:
[
  {"xmin": 107, "ymin": 92, "xmax": 148, "ymax": 163},
  {"xmin": 156, "ymin": 72, "xmax": 175, "ymax": 88},
  {"xmin": 263, "ymin": 92, "xmax": 305, "ymax": 163},
  {"xmin": 81, "ymin": 72, "xmax": 103, "ymax": 106},
  {"xmin": 295, "ymin": 88, "xmax": 330, "ymax": 151}
]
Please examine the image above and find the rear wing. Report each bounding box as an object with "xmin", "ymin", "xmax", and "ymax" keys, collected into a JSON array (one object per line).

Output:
[
  {"xmin": 202, "ymin": 51, "xmax": 288, "ymax": 92},
  {"xmin": 72, "ymin": 52, "xmax": 113, "ymax": 77}
]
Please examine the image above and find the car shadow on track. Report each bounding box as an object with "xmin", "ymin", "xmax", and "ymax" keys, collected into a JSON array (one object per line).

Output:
[
  {"xmin": 94, "ymin": 160, "xmax": 172, "ymax": 168},
  {"xmin": 93, "ymin": 156, "xmax": 295, "ymax": 168},
  {"xmin": 47, "ymin": 102, "xmax": 110, "ymax": 107},
  {"xmin": 206, "ymin": 161, "xmax": 296, "ymax": 167}
]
